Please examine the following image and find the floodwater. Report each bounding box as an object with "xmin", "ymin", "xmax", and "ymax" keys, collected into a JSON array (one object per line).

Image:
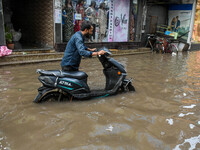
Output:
[{"xmin": 0, "ymin": 51, "xmax": 200, "ymax": 150}]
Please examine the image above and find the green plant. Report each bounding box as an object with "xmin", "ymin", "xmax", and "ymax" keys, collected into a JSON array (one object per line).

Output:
[
  {"xmin": 5, "ymin": 32, "xmax": 12, "ymax": 43},
  {"xmin": 5, "ymin": 25, "xmax": 13, "ymax": 44}
]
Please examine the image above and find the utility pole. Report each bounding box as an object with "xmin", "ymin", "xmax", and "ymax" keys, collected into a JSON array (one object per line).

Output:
[{"xmin": 0, "ymin": 0, "xmax": 6, "ymax": 46}]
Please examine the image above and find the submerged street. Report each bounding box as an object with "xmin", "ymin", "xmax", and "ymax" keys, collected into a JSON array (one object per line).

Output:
[{"xmin": 0, "ymin": 51, "xmax": 200, "ymax": 150}]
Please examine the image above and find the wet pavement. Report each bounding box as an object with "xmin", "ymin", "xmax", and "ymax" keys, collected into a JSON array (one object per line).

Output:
[{"xmin": 0, "ymin": 51, "xmax": 200, "ymax": 150}]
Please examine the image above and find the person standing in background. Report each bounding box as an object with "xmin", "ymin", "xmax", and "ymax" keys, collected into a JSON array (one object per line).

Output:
[
  {"xmin": 98, "ymin": 3, "xmax": 107, "ymax": 42},
  {"xmin": 63, "ymin": 0, "xmax": 74, "ymax": 42},
  {"xmin": 85, "ymin": 1, "xmax": 97, "ymax": 42},
  {"xmin": 75, "ymin": 0, "xmax": 85, "ymax": 32}
]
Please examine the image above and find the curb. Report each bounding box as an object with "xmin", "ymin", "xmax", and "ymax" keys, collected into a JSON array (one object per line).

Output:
[{"xmin": 0, "ymin": 50, "xmax": 151, "ymax": 67}]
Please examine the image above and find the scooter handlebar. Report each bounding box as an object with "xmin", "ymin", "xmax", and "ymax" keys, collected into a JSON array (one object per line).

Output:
[{"xmin": 95, "ymin": 47, "xmax": 112, "ymax": 56}]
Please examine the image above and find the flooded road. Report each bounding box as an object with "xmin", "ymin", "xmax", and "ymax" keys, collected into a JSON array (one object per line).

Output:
[{"xmin": 0, "ymin": 51, "xmax": 200, "ymax": 150}]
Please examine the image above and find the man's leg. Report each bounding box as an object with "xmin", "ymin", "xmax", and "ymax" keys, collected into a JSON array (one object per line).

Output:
[{"xmin": 62, "ymin": 66, "xmax": 78, "ymax": 71}]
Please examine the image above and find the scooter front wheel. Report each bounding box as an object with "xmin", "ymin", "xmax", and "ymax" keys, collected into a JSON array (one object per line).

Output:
[
  {"xmin": 127, "ymin": 83, "xmax": 135, "ymax": 91},
  {"xmin": 121, "ymin": 82, "xmax": 135, "ymax": 92}
]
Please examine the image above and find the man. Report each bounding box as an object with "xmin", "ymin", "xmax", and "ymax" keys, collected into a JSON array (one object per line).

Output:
[{"xmin": 61, "ymin": 20, "xmax": 106, "ymax": 71}]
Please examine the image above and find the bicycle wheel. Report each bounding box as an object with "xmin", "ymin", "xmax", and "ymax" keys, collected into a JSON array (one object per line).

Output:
[
  {"xmin": 169, "ymin": 44, "xmax": 178, "ymax": 53},
  {"xmin": 154, "ymin": 43, "xmax": 164, "ymax": 53}
]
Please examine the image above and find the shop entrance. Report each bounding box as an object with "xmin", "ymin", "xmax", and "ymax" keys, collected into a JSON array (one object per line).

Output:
[{"xmin": 3, "ymin": 0, "xmax": 54, "ymax": 50}]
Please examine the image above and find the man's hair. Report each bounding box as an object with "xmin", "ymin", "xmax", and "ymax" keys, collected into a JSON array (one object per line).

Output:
[{"xmin": 81, "ymin": 20, "xmax": 92, "ymax": 31}]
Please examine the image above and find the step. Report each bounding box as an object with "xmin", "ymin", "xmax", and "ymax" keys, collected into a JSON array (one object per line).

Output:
[
  {"xmin": 12, "ymin": 49, "xmax": 55, "ymax": 55},
  {"xmin": 0, "ymin": 52, "xmax": 64, "ymax": 63},
  {"xmin": 0, "ymin": 48, "xmax": 151, "ymax": 67}
]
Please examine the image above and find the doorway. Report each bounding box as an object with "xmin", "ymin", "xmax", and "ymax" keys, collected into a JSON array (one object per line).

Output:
[{"xmin": 3, "ymin": 0, "xmax": 54, "ymax": 50}]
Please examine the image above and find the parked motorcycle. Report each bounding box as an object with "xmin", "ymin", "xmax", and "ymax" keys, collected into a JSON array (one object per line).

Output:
[{"xmin": 33, "ymin": 47, "xmax": 135, "ymax": 103}]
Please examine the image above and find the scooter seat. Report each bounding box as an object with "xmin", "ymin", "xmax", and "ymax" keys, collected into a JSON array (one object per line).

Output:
[{"xmin": 37, "ymin": 69, "xmax": 88, "ymax": 80}]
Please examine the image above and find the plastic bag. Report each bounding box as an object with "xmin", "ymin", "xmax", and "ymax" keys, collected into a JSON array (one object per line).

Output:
[{"xmin": 0, "ymin": 46, "xmax": 12, "ymax": 57}]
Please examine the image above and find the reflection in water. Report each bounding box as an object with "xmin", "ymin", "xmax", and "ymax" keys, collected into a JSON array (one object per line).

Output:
[{"xmin": 0, "ymin": 51, "xmax": 200, "ymax": 150}]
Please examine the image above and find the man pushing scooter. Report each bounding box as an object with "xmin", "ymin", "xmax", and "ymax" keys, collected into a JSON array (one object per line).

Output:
[{"xmin": 61, "ymin": 20, "xmax": 106, "ymax": 72}]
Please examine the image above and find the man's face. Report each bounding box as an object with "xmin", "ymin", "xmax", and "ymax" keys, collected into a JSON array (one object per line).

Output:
[
  {"xmin": 85, "ymin": 26, "xmax": 93, "ymax": 38},
  {"xmin": 88, "ymin": 26, "xmax": 93, "ymax": 35}
]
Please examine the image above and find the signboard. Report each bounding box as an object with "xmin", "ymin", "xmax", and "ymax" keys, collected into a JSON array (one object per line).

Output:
[
  {"xmin": 75, "ymin": 13, "xmax": 82, "ymax": 20},
  {"xmin": 168, "ymin": 4, "xmax": 193, "ymax": 41},
  {"xmin": 108, "ymin": 0, "xmax": 115, "ymax": 42},
  {"xmin": 108, "ymin": 0, "xmax": 130, "ymax": 42},
  {"xmin": 55, "ymin": 9, "xmax": 62, "ymax": 23}
]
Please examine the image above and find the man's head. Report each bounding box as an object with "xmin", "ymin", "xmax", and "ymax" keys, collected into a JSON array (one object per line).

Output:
[
  {"xmin": 81, "ymin": 21, "xmax": 93, "ymax": 37},
  {"xmin": 176, "ymin": 16, "xmax": 179, "ymax": 19}
]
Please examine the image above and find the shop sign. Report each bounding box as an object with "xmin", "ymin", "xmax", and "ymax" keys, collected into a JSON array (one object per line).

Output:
[
  {"xmin": 108, "ymin": 0, "xmax": 130, "ymax": 42},
  {"xmin": 108, "ymin": 0, "xmax": 115, "ymax": 42},
  {"xmin": 75, "ymin": 13, "xmax": 82, "ymax": 20},
  {"xmin": 55, "ymin": 9, "xmax": 62, "ymax": 23}
]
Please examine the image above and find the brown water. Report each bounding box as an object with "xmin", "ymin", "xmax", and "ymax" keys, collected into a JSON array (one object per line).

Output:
[{"xmin": 0, "ymin": 51, "xmax": 200, "ymax": 150}]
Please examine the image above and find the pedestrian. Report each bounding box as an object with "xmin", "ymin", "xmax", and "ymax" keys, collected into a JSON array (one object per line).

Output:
[{"xmin": 61, "ymin": 20, "xmax": 106, "ymax": 71}]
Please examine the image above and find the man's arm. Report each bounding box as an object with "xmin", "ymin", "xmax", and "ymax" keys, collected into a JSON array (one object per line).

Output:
[
  {"xmin": 87, "ymin": 48, "xmax": 96, "ymax": 51},
  {"xmin": 75, "ymin": 36, "xmax": 106, "ymax": 57},
  {"xmin": 75, "ymin": 37, "xmax": 93, "ymax": 57}
]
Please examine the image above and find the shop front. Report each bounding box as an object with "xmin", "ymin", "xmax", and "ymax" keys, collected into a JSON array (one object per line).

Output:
[
  {"xmin": 56, "ymin": 0, "xmax": 141, "ymax": 51},
  {"xmin": 1, "ymin": 0, "xmax": 141, "ymax": 51},
  {"xmin": 143, "ymin": 0, "xmax": 196, "ymax": 50}
]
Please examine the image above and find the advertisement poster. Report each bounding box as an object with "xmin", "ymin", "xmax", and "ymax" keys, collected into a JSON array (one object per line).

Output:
[
  {"xmin": 108, "ymin": 0, "xmax": 130, "ymax": 42},
  {"xmin": 168, "ymin": 4, "xmax": 193, "ymax": 40},
  {"xmin": 55, "ymin": 9, "xmax": 62, "ymax": 23},
  {"xmin": 192, "ymin": 0, "xmax": 200, "ymax": 43}
]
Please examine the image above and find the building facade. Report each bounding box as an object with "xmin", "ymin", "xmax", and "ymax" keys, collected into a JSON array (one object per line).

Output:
[{"xmin": 0, "ymin": 0, "xmax": 198, "ymax": 51}]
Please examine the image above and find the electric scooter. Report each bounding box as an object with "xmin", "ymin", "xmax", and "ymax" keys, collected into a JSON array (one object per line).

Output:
[{"xmin": 33, "ymin": 47, "xmax": 135, "ymax": 103}]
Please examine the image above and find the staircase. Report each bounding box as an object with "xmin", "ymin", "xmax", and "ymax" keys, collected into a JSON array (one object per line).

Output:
[{"xmin": 0, "ymin": 47, "xmax": 151, "ymax": 67}]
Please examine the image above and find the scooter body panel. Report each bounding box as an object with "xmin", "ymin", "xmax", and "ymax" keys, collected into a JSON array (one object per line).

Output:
[{"xmin": 57, "ymin": 77, "xmax": 90, "ymax": 94}]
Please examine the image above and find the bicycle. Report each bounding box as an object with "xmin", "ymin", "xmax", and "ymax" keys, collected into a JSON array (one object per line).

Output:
[
  {"xmin": 145, "ymin": 34, "xmax": 156, "ymax": 52},
  {"xmin": 146, "ymin": 34, "xmax": 179, "ymax": 54},
  {"xmin": 153, "ymin": 36, "xmax": 165, "ymax": 53},
  {"xmin": 164, "ymin": 38, "xmax": 179, "ymax": 53}
]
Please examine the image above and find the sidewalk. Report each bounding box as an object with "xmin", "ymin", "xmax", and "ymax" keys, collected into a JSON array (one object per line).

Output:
[{"xmin": 0, "ymin": 47, "xmax": 151, "ymax": 67}]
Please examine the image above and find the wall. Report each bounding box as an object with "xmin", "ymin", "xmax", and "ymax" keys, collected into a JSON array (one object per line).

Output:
[
  {"xmin": 0, "ymin": 0, "xmax": 5, "ymax": 45},
  {"xmin": 145, "ymin": 5, "xmax": 168, "ymax": 34}
]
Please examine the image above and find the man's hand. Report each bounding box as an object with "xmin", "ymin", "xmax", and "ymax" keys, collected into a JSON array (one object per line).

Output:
[
  {"xmin": 88, "ymin": 48, "xmax": 96, "ymax": 51},
  {"xmin": 92, "ymin": 50, "xmax": 106, "ymax": 56},
  {"xmin": 98, "ymin": 50, "xmax": 106, "ymax": 55}
]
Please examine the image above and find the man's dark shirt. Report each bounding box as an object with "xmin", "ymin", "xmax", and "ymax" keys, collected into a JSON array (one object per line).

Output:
[{"xmin": 61, "ymin": 31, "xmax": 92, "ymax": 70}]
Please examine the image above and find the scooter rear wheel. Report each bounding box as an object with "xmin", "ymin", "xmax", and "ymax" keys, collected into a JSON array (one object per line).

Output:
[{"xmin": 38, "ymin": 92, "xmax": 70, "ymax": 103}]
